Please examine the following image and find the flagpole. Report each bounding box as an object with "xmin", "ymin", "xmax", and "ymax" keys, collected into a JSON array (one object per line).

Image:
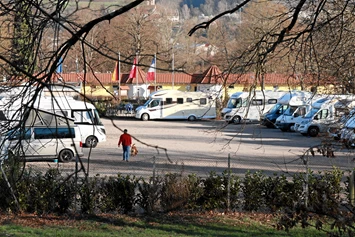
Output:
[
  {"xmin": 154, "ymin": 53, "xmax": 157, "ymax": 91},
  {"xmin": 136, "ymin": 51, "xmax": 139, "ymax": 99},
  {"xmin": 172, "ymin": 53, "xmax": 174, "ymax": 90},
  {"xmin": 118, "ymin": 52, "xmax": 121, "ymax": 101}
]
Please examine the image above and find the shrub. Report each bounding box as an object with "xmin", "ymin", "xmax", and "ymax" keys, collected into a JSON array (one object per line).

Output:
[
  {"xmin": 305, "ymin": 168, "xmax": 344, "ymax": 214},
  {"xmin": 14, "ymin": 168, "xmax": 75, "ymax": 214},
  {"xmin": 197, "ymin": 171, "xmax": 240, "ymax": 211},
  {"xmin": 263, "ymin": 173, "xmax": 303, "ymax": 212},
  {"xmin": 79, "ymin": 175, "xmax": 105, "ymax": 215},
  {"xmin": 136, "ymin": 176, "xmax": 162, "ymax": 214},
  {"xmin": 100, "ymin": 174, "xmax": 137, "ymax": 214},
  {"xmin": 160, "ymin": 173, "xmax": 199, "ymax": 212},
  {"xmin": 242, "ymin": 171, "xmax": 266, "ymax": 211}
]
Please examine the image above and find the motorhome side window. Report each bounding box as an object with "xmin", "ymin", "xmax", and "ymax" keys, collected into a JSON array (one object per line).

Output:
[
  {"xmin": 252, "ymin": 99, "xmax": 263, "ymax": 105},
  {"xmin": 298, "ymin": 107, "xmax": 306, "ymax": 116},
  {"xmin": 200, "ymin": 98, "xmax": 207, "ymax": 105},
  {"xmin": 72, "ymin": 110, "xmax": 95, "ymax": 124},
  {"xmin": 150, "ymin": 100, "xmax": 160, "ymax": 107},
  {"xmin": 315, "ymin": 109, "xmax": 329, "ymax": 120},
  {"xmin": 187, "ymin": 98, "xmax": 192, "ymax": 102},
  {"xmin": 54, "ymin": 110, "xmax": 68, "ymax": 117},
  {"xmin": 177, "ymin": 98, "xmax": 184, "ymax": 104},
  {"xmin": 268, "ymin": 99, "xmax": 277, "ymax": 104},
  {"xmin": 34, "ymin": 127, "xmax": 75, "ymax": 139},
  {"xmin": 166, "ymin": 98, "xmax": 173, "ymax": 104}
]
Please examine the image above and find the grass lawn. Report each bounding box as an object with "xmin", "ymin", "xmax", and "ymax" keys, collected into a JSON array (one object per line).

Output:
[{"xmin": 0, "ymin": 212, "xmax": 328, "ymax": 237}]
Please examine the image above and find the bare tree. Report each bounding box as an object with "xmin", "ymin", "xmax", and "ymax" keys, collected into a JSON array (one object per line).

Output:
[{"xmin": 0, "ymin": 0, "xmax": 148, "ymax": 212}]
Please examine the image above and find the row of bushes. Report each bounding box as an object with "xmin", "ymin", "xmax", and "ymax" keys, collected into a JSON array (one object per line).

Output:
[{"xmin": 0, "ymin": 165, "xmax": 348, "ymax": 217}]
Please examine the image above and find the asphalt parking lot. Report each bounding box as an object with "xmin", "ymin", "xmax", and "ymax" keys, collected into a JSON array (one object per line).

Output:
[{"xmin": 26, "ymin": 117, "xmax": 355, "ymax": 179}]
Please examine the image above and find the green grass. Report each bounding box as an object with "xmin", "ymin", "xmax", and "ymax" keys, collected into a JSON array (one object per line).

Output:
[{"xmin": 0, "ymin": 212, "xmax": 330, "ymax": 237}]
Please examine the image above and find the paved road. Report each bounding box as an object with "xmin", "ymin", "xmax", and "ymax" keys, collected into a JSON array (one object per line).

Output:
[{"xmin": 26, "ymin": 117, "xmax": 355, "ymax": 179}]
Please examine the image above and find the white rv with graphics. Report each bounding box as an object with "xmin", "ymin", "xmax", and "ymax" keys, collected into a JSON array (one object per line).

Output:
[
  {"xmin": 221, "ymin": 90, "xmax": 286, "ymax": 124},
  {"xmin": 135, "ymin": 90, "xmax": 216, "ymax": 121},
  {"xmin": 296, "ymin": 96, "xmax": 355, "ymax": 137}
]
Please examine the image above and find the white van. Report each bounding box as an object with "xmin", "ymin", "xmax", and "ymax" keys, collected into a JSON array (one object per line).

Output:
[
  {"xmin": 2, "ymin": 125, "xmax": 83, "ymax": 163},
  {"xmin": 0, "ymin": 95, "xmax": 106, "ymax": 148},
  {"xmin": 0, "ymin": 109, "xmax": 84, "ymax": 162}
]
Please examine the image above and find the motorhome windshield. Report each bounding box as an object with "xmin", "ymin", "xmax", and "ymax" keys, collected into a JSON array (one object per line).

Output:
[
  {"xmin": 93, "ymin": 109, "xmax": 103, "ymax": 125},
  {"xmin": 267, "ymin": 103, "xmax": 282, "ymax": 113},
  {"xmin": 227, "ymin": 98, "xmax": 242, "ymax": 108},
  {"xmin": 304, "ymin": 108, "xmax": 319, "ymax": 119},
  {"xmin": 143, "ymin": 99, "xmax": 152, "ymax": 107}
]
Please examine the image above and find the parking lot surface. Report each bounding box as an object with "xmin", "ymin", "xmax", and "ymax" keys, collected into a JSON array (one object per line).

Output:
[{"xmin": 26, "ymin": 118, "xmax": 355, "ymax": 179}]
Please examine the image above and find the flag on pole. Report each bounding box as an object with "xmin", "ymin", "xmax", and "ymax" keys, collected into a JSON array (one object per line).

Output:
[
  {"xmin": 111, "ymin": 61, "xmax": 119, "ymax": 82},
  {"xmin": 146, "ymin": 57, "xmax": 156, "ymax": 81},
  {"xmin": 129, "ymin": 57, "xmax": 137, "ymax": 79},
  {"xmin": 56, "ymin": 57, "xmax": 63, "ymax": 74}
]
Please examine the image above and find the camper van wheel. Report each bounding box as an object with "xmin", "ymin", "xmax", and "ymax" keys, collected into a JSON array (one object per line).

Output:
[
  {"xmin": 232, "ymin": 116, "xmax": 241, "ymax": 124},
  {"xmin": 141, "ymin": 113, "xmax": 149, "ymax": 121},
  {"xmin": 280, "ymin": 125, "xmax": 291, "ymax": 132},
  {"xmin": 85, "ymin": 136, "xmax": 98, "ymax": 148},
  {"xmin": 266, "ymin": 122, "xmax": 276, "ymax": 128},
  {"xmin": 188, "ymin": 115, "xmax": 196, "ymax": 121},
  {"xmin": 58, "ymin": 149, "xmax": 74, "ymax": 163},
  {"xmin": 308, "ymin": 127, "xmax": 319, "ymax": 137}
]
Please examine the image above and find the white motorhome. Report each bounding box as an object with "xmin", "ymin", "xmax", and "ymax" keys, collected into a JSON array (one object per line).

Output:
[
  {"xmin": 0, "ymin": 95, "xmax": 106, "ymax": 148},
  {"xmin": 328, "ymin": 112, "xmax": 355, "ymax": 146},
  {"xmin": 275, "ymin": 94, "xmax": 321, "ymax": 132},
  {"xmin": 135, "ymin": 90, "xmax": 216, "ymax": 121},
  {"xmin": 296, "ymin": 97, "xmax": 355, "ymax": 137},
  {"xmin": 221, "ymin": 90, "xmax": 286, "ymax": 124},
  {"xmin": 260, "ymin": 91, "xmax": 311, "ymax": 128}
]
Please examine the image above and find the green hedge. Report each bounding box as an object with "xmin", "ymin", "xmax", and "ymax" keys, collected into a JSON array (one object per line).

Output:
[
  {"xmin": 0, "ymin": 166, "xmax": 347, "ymax": 216},
  {"xmin": 1, "ymin": 165, "xmax": 354, "ymax": 235}
]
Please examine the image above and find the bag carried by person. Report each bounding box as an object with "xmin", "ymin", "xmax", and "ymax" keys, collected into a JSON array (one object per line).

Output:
[{"xmin": 131, "ymin": 144, "xmax": 138, "ymax": 156}]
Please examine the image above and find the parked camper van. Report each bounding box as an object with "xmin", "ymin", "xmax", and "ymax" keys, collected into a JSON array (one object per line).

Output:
[
  {"xmin": 135, "ymin": 90, "xmax": 216, "ymax": 121},
  {"xmin": 0, "ymin": 95, "xmax": 106, "ymax": 148},
  {"xmin": 221, "ymin": 90, "xmax": 286, "ymax": 124},
  {"xmin": 260, "ymin": 91, "xmax": 311, "ymax": 128},
  {"xmin": 0, "ymin": 109, "xmax": 84, "ymax": 162},
  {"xmin": 296, "ymin": 97, "xmax": 355, "ymax": 137},
  {"xmin": 275, "ymin": 94, "xmax": 321, "ymax": 132}
]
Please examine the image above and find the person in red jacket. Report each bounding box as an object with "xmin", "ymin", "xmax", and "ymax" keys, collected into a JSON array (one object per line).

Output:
[{"xmin": 118, "ymin": 129, "xmax": 132, "ymax": 161}]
